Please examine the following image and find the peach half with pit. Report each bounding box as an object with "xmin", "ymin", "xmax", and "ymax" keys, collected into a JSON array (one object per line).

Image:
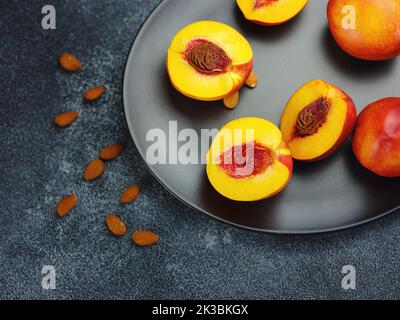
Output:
[
  {"xmin": 206, "ymin": 117, "xmax": 293, "ymax": 202},
  {"xmin": 352, "ymin": 97, "xmax": 400, "ymax": 177},
  {"xmin": 280, "ymin": 80, "xmax": 357, "ymax": 161},
  {"xmin": 237, "ymin": 0, "xmax": 309, "ymax": 26},
  {"xmin": 167, "ymin": 21, "xmax": 255, "ymax": 109},
  {"xmin": 327, "ymin": 0, "xmax": 400, "ymax": 61}
]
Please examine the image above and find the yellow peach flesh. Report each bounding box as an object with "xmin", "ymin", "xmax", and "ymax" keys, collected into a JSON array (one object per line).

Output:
[
  {"xmin": 167, "ymin": 21, "xmax": 253, "ymax": 101},
  {"xmin": 281, "ymin": 80, "xmax": 349, "ymax": 161},
  {"xmin": 206, "ymin": 117, "xmax": 292, "ymax": 202},
  {"xmin": 237, "ymin": 0, "xmax": 309, "ymax": 25}
]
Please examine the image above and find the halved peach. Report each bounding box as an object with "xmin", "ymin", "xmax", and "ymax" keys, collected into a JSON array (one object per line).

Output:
[
  {"xmin": 280, "ymin": 80, "xmax": 356, "ymax": 161},
  {"xmin": 328, "ymin": 0, "xmax": 400, "ymax": 61},
  {"xmin": 352, "ymin": 97, "xmax": 400, "ymax": 177},
  {"xmin": 206, "ymin": 117, "xmax": 293, "ymax": 201},
  {"xmin": 237, "ymin": 0, "xmax": 309, "ymax": 26},
  {"xmin": 167, "ymin": 21, "xmax": 255, "ymax": 109}
]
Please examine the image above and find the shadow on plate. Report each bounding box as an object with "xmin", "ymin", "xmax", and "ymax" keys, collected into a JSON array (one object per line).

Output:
[
  {"xmin": 321, "ymin": 27, "xmax": 396, "ymax": 80},
  {"xmin": 199, "ymin": 168, "xmax": 288, "ymax": 229},
  {"xmin": 343, "ymin": 141, "xmax": 400, "ymax": 191},
  {"xmin": 292, "ymin": 144, "xmax": 345, "ymax": 178},
  {"xmin": 160, "ymin": 65, "xmax": 233, "ymax": 123}
]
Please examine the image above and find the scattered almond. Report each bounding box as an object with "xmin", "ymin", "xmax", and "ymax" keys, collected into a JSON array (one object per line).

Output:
[
  {"xmin": 120, "ymin": 184, "xmax": 140, "ymax": 204},
  {"xmin": 223, "ymin": 91, "xmax": 239, "ymax": 109},
  {"xmin": 132, "ymin": 231, "xmax": 159, "ymax": 246},
  {"xmin": 54, "ymin": 111, "xmax": 79, "ymax": 128},
  {"xmin": 83, "ymin": 158, "xmax": 105, "ymax": 181},
  {"xmin": 56, "ymin": 195, "xmax": 78, "ymax": 217},
  {"xmin": 59, "ymin": 53, "xmax": 81, "ymax": 72},
  {"xmin": 99, "ymin": 144, "xmax": 125, "ymax": 161},
  {"xmin": 105, "ymin": 214, "xmax": 127, "ymax": 236},
  {"xmin": 84, "ymin": 86, "xmax": 106, "ymax": 102},
  {"xmin": 245, "ymin": 71, "xmax": 257, "ymax": 88}
]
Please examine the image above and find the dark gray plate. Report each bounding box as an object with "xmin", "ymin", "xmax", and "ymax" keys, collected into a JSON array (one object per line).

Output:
[{"xmin": 123, "ymin": 0, "xmax": 400, "ymax": 233}]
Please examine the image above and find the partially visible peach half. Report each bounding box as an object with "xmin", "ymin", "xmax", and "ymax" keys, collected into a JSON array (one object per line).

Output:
[
  {"xmin": 237, "ymin": 0, "xmax": 309, "ymax": 26},
  {"xmin": 167, "ymin": 21, "xmax": 255, "ymax": 109},
  {"xmin": 206, "ymin": 117, "xmax": 293, "ymax": 202},
  {"xmin": 281, "ymin": 80, "xmax": 357, "ymax": 161},
  {"xmin": 352, "ymin": 97, "xmax": 400, "ymax": 177}
]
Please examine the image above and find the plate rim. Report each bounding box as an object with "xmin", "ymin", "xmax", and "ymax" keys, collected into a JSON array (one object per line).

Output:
[{"xmin": 122, "ymin": 0, "xmax": 400, "ymax": 234}]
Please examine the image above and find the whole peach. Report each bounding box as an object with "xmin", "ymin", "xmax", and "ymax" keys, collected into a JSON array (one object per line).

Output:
[
  {"xmin": 352, "ymin": 98, "xmax": 400, "ymax": 177},
  {"xmin": 327, "ymin": 0, "xmax": 400, "ymax": 61}
]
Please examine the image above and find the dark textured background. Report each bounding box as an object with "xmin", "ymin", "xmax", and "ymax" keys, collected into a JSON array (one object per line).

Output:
[{"xmin": 0, "ymin": 0, "xmax": 399, "ymax": 300}]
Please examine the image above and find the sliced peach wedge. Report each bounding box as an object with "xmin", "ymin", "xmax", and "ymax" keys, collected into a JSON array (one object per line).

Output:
[
  {"xmin": 167, "ymin": 21, "xmax": 256, "ymax": 109},
  {"xmin": 237, "ymin": 0, "xmax": 309, "ymax": 26},
  {"xmin": 206, "ymin": 117, "xmax": 293, "ymax": 201},
  {"xmin": 280, "ymin": 80, "xmax": 357, "ymax": 162}
]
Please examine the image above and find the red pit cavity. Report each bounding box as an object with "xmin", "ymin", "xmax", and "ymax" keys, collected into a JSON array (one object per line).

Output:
[
  {"xmin": 254, "ymin": 0, "xmax": 280, "ymax": 9},
  {"xmin": 185, "ymin": 39, "xmax": 232, "ymax": 75},
  {"xmin": 219, "ymin": 142, "xmax": 273, "ymax": 179}
]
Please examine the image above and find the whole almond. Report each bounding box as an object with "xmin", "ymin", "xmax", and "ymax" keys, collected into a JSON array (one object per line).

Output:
[
  {"xmin": 56, "ymin": 195, "xmax": 78, "ymax": 217},
  {"xmin": 120, "ymin": 185, "xmax": 140, "ymax": 204},
  {"xmin": 245, "ymin": 71, "xmax": 257, "ymax": 88},
  {"xmin": 223, "ymin": 91, "xmax": 239, "ymax": 110},
  {"xmin": 84, "ymin": 158, "xmax": 105, "ymax": 181},
  {"xmin": 84, "ymin": 86, "xmax": 106, "ymax": 101},
  {"xmin": 54, "ymin": 111, "xmax": 79, "ymax": 128},
  {"xmin": 99, "ymin": 144, "xmax": 125, "ymax": 161},
  {"xmin": 105, "ymin": 214, "xmax": 127, "ymax": 236},
  {"xmin": 132, "ymin": 231, "xmax": 159, "ymax": 246},
  {"xmin": 59, "ymin": 53, "xmax": 81, "ymax": 72}
]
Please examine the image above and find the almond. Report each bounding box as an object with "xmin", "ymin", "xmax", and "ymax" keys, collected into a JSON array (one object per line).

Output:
[
  {"xmin": 245, "ymin": 71, "xmax": 257, "ymax": 88},
  {"xmin": 54, "ymin": 111, "xmax": 79, "ymax": 128},
  {"xmin": 132, "ymin": 231, "xmax": 159, "ymax": 246},
  {"xmin": 59, "ymin": 53, "xmax": 81, "ymax": 72},
  {"xmin": 84, "ymin": 86, "xmax": 106, "ymax": 101},
  {"xmin": 56, "ymin": 195, "xmax": 78, "ymax": 217},
  {"xmin": 105, "ymin": 214, "xmax": 127, "ymax": 236},
  {"xmin": 120, "ymin": 185, "xmax": 140, "ymax": 204},
  {"xmin": 83, "ymin": 158, "xmax": 105, "ymax": 181},
  {"xmin": 99, "ymin": 144, "xmax": 125, "ymax": 161},
  {"xmin": 223, "ymin": 91, "xmax": 239, "ymax": 109}
]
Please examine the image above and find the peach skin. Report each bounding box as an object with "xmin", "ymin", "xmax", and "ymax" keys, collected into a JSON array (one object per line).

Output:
[
  {"xmin": 328, "ymin": 0, "xmax": 400, "ymax": 61},
  {"xmin": 352, "ymin": 97, "xmax": 400, "ymax": 177},
  {"xmin": 280, "ymin": 80, "xmax": 357, "ymax": 161}
]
